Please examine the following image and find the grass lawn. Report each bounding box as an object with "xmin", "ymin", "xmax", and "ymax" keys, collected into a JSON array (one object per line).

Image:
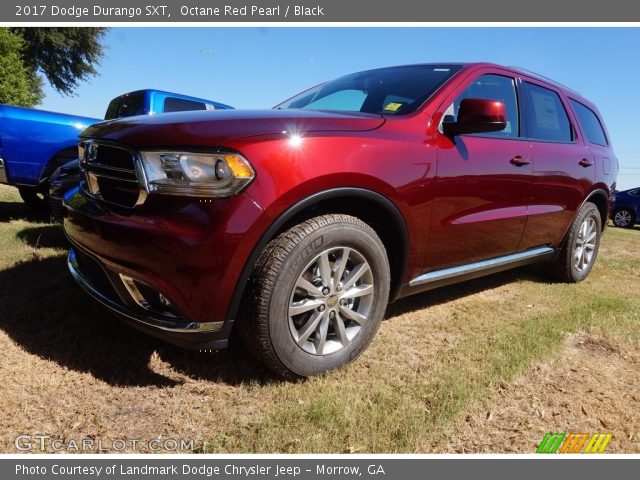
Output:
[{"xmin": 0, "ymin": 183, "xmax": 638, "ymax": 453}]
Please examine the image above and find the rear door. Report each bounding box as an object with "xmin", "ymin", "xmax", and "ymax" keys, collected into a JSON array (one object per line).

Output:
[
  {"xmin": 568, "ymin": 97, "xmax": 616, "ymax": 205},
  {"xmin": 425, "ymin": 71, "xmax": 533, "ymax": 270},
  {"xmin": 519, "ymin": 81, "xmax": 595, "ymax": 250}
]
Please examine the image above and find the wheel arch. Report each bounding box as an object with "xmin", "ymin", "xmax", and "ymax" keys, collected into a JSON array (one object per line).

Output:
[
  {"xmin": 38, "ymin": 146, "xmax": 78, "ymax": 184},
  {"xmin": 226, "ymin": 187, "xmax": 410, "ymax": 322},
  {"xmin": 584, "ymin": 188, "xmax": 610, "ymax": 231}
]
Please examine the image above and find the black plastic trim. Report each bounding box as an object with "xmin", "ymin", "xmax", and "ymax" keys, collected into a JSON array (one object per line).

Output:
[{"xmin": 226, "ymin": 187, "xmax": 409, "ymax": 321}]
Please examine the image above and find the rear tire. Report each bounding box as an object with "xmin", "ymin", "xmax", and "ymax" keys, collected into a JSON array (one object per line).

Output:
[
  {"xmin": 18, "ymin": 185, "xmax": 49, "ymax": 213},
  {"xmin": 612, "ymin": 208, "xmax": 635, "ymax": 228},
  {"xmin": 550, "ymin": 202, "xmax": 602, "ymax": 283},
  {"xmin": 238, "ymin": 214, "xmax": 390, "ymax": 379}
]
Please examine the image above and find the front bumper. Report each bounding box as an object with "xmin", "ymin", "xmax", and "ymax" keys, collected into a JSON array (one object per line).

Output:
[
  {"xmin": 68, "ymin": 247, "xmax": 232, "ymax": 349},
  {"xmin": 63, "ymin": 186, "xmax": 268, "ymax": 349}
]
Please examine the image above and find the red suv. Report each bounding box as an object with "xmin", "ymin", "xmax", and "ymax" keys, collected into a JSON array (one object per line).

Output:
[{"xmin": 64, "ymin": 63, "xmax": 618, "ymax": 378}]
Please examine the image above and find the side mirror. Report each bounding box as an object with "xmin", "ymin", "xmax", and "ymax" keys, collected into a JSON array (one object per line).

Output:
[{"xmin": 442, "ymin": 98, "xmax": 507, "ymax": 136}]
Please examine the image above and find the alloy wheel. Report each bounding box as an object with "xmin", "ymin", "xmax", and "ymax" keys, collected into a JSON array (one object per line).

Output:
[
  {"xmin": 614, "ymin": 210, "xmax": 632, "ymax": 227},
  {"xmin": 574, "ymin": 217, "xmax": 597, "ymax": 272},
  {"xmin": 288, "ymin": 246, "xmax": 374, "ymax": 355}
]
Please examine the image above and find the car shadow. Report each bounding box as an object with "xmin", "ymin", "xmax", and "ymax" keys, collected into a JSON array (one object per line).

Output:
[
  {"xmin": 0, "ymin": 200, "xmax": 51, "ymax": 224},
  {"xmin": 2, "ymin": 225, "xmax": 552, "ymax": 387},
  {"xmin": 385, "ymin": 266, "xmax": 549, "ymax": 320},
  {"xmin": 608, "ymin": 221, "xmax": 640, "ymax": 232},
  {"xmin": 16, "ymin": 224, "xmax": 69, "ymax": 250},
  {"xmin": 0, "ymin": 250, "xmax": 274, "ymax": 388}
]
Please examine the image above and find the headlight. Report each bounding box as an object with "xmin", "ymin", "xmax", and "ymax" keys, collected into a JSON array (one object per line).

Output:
[{"xmin": 138, "ymin": 151, "xmax": 255, "ymax": 198}]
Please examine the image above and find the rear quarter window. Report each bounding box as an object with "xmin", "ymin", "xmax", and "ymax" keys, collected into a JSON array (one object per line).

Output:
[{"xmin": 569, "ymin": 99, "xmax": 608, "ymax": 146}]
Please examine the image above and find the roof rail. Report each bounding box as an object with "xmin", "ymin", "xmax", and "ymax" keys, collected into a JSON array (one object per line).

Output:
[{"xmin": 508, "ymin": 66, "xmax": 582, "ymax": 96}]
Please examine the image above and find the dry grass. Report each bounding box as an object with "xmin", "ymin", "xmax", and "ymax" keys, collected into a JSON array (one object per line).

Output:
[
  {"xmin": 0, "ymin": 183, "xmax": 638, "ymax": 453},
  {"xmin": 433, "ymin": 333, "xmax": 640, "ymax": 452}
]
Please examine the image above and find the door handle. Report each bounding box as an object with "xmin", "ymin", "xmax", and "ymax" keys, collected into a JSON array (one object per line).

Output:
[
  {"xmin": 579, "ymin": 158, "xmax": 593, "ymax": 167},
  {"xmin": 510, "ymin": 156, "xmax": 531, "ymax": 167}
]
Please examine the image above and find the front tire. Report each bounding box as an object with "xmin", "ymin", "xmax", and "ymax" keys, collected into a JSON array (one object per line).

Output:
[
  {"xmin": 612, "ymin": 208, "xmax": 635, "ymax": 228},
  {"xmin": 550, "ymin": 201, "xmax": 602, "ymax": 283},
  {"xmin": 238, "ymin": 214, "xmax": 390, "ymax": 379}
]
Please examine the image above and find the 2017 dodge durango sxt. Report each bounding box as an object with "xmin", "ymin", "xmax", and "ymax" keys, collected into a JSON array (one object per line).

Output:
[{"xmin": 63, "ymin": 63, "xmax": 618, "ymax": 378}]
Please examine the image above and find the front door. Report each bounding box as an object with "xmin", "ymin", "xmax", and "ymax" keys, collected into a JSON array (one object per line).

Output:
[{"xmin": 425, "ymin": 73, "xmax": 532, "ymax": 271}]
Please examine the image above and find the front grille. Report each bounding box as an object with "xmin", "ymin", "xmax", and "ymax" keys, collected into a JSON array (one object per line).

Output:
[{"xmin": 81, "ymin": 142, "xmax": 145, "ymax": 208}]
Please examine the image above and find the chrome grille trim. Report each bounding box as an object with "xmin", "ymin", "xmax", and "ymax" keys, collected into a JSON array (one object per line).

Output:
[{"xmin": 80, "ymin": 140, "xmax": 148, "ymax": 208}]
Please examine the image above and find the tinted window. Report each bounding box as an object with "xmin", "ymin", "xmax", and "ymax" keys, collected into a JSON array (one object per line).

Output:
[
  {"xmin": 163, "ymin": 97, "xmax": 207, "ymax": 113},
  {"xmin": 303, "ymin": 89, "xmax": 367, "ymax": 111},
  {"xmin": 445, "ymin": 74, "xmax": 519, "ymax": 138},
  {"xmin": 525, "ymin": 83, "xmax": 573, "ymax": 142},
  {"xmin": 275, "ymin": 65, "xmax": 463, "ymax": 115},
  {"xmin": 569, "ymin": 99, "xmax": 608, "ymax": 146},
  {"xmin": 104, "ymin": 92, "xmax": 146, "ymax": 120}
]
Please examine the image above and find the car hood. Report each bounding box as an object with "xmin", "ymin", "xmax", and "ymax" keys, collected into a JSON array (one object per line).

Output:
[{"xmin": 80, "ymin": 109, "xmax": 386, "ymax": 147}]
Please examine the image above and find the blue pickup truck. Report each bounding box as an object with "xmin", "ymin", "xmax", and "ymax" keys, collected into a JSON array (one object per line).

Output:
[{"xmin": 0, "ymin": 89, "xmax": 233, "ymax": 211}]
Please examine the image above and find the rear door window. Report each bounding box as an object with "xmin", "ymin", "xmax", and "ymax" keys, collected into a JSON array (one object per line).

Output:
[{"xmin": 524, "ymin": 83, "xmax": 573, "ymax": 143}]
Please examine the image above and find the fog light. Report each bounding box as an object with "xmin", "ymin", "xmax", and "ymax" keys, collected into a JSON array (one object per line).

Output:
[
  {"xmin": 119, "ymin": 273, "xmax": 150, "ymax": 309},
  {"xmin": 118, "ymin": 273, "xmax": 180, "ymax": 317}
]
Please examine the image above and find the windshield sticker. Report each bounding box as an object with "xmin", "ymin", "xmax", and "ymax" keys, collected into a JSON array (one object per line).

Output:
[{"xmin": 383, "ymin": 102, "xmax": 403, "ymax": 112}]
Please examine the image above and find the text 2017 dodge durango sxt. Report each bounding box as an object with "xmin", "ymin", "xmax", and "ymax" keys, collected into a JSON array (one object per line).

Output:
[{"xmin": 63, "ymin": 63, "xmax": 618, "ymax": 378}]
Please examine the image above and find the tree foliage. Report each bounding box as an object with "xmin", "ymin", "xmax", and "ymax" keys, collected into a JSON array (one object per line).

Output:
[
  {"xmin": 0, "ymin": 29, "xmax": 43, "ymax": 107},
  {"xmin": 11, "ymin": 27, "xmax": 108, "ymax": 97},
  {"xmin": 0, "ymin": 27, "xmax": 107, "ymax": 106}
]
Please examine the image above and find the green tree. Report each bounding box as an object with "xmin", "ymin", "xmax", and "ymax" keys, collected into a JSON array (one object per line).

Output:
[
  {"xmin": 0, "ymin": 27, "xmax": 107, "ymax": 107},
  {"xmin": 0, "ymin": 29, "xmax": 43, "ymax": 107},
  {"xmin": 11, "ymin": 27, "xmax": 108, "ymax": 96}
]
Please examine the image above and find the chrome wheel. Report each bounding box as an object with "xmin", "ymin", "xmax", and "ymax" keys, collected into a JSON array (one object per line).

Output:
[
  {"xmin": 288, "ymin": 246, "xmax": 374, "ymax": 356},
  {"xmin": 574, "ymin": 217, "xmax": 597, "ymax": 272},
  {"xmin": 614, "ymin": 210, "xmax": 632, "ymax": 227}
]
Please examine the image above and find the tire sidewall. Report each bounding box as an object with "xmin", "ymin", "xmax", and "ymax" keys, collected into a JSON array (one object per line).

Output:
[
  {"xmin": 568, "ymin": 203, "xmax": 602, "ymax": 282},
  {"xmin": 267, "ymin": 221, "xmax": 389, "ymax": 377}
]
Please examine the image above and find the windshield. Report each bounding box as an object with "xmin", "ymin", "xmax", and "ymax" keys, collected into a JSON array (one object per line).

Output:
[
  {"xmin": 275, "ymin": 64, "xmax": 463, "ymax": 115},
  {"xmin": 104, "ymin": 92, "xmax": 146, "ymax": 120}
]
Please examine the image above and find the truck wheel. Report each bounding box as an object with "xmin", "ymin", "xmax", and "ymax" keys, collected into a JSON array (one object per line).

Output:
[
  {"xmin": 239, "ymin": 214, "xmax": 390, "ymax": 379},
  {"xmin": 612, "ymin": 208, "xmax": 635, "ymax": 228},
  {"xmin": 18, "ymin": 186, "xmax": 49, "ymax": 213},
  {"xmin": 550, "ymin": 201, "xmax": 602, "ymax": 283}
]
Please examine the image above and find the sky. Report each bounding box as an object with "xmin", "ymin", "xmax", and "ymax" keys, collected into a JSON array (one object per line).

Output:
[{"xmin": 39, "ymin": 27, "xmax": 640, "ymax": 190}]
